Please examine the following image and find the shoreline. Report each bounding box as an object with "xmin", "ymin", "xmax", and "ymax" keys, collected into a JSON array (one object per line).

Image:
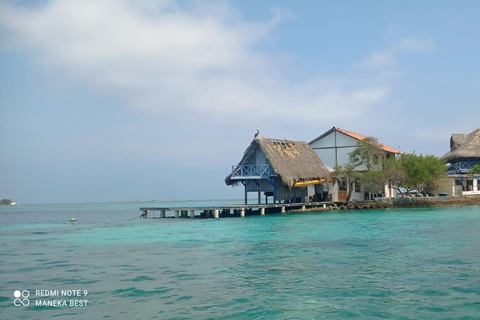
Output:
[{"xmin": 295, "ymin": 195, "xmax": 480, "ymax": 212}]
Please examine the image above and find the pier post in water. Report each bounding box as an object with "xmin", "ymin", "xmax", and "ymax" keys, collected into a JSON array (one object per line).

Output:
[
  {"xmin": 260, "ymin": 207, "xmax": 265, "ymax": 215},
  {"xmin": 302, "ymin": 205, "xmax": 306, "ymax": 211},
  {"xmin": 189, "ymin": 210, "xmax": 194, "ymax": 218},
  {"xmin": 240, "ymin": 208, "xmax": 245, "ymax": 217},
  {"xmin": 214, "ymin": 210, "xmax": 219, "ymax": 218},
  {"xmin": 281, "ymin": 206, "xmax": 286, "ymax": 213},
  {"xmin": 175, "ymin": 210, "xmax": 179, "ymax": 218},
  {"xmin": 160, "ymin": 210, "xmax": 166, "ymax": 218}
]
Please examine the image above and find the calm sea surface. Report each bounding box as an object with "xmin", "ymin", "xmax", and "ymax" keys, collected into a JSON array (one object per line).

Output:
[{"xmin": 1, "ymin": 201, "xmax": 479, "ymax": 319}]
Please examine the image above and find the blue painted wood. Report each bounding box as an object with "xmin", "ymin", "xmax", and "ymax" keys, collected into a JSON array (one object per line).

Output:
[{"xmin": 231, "ymin": 164, "xmax": 274, "ymax": 178}]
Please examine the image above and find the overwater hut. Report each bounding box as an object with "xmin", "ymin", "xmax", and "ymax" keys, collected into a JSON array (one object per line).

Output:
[
  {"xmin": 225, "ymin": 137, "xmax": 331, "ymax": 204},
  {"xmin": 309, "ymin": 126, "xmax": 403, "ymax": 201},
  {"xmin": 437, "ymin": 128, "xmax": 480, "ymax": 196}
]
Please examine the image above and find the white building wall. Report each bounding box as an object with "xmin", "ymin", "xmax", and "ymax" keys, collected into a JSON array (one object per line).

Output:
[
  {"xmin": 328, "ymin": 182, "xmax": 338, "ymax": 201},
  {"xmin": 310, "ymin": 129, "xmax": 400, "ymax": 200},
  {"xmin": 311, "ymin": 131, "xmax": 336, "ymax": 148},
  {"xmin": 315, "ymin": 149, "xmax": 336, "ymax": 170},
  {"xmin": 349, "ymin": 191, "xmax": 364, "ymax": 201},
  {"xmin": 335, "ymin": 132, "xmax": 357, "ymax": 148},
  {"xmin": 310, "ymin": 131, "xmax": 368, "ymax": 170},
  {"xmin": 337, "ymin": 146, "xmax": 358, "ymax": 168}
]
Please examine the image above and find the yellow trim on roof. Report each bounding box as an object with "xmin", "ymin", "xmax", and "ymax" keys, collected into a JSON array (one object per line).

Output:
[{"xmin": 293, "ymin": 178, "xmax": 332, "ymax": 187}]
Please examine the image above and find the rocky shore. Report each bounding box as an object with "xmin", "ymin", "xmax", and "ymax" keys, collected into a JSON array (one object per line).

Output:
[{"xmin": 294, "ymin": 195, "xmax": 480, "ymax": 212}]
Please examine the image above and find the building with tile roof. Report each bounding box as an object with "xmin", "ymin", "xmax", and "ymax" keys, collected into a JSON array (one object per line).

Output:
[{"xmin": 309, "ymin": 127, "xmax": 403, "ymax": 201}]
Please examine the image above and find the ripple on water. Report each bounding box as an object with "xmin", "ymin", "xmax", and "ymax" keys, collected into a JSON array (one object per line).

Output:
[{"xmin": 2, "ymin": 204, "xmax": 480, "ymax": 319}]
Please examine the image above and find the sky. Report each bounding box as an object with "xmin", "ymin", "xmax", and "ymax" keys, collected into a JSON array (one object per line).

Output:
[{"xmin": 0, "ymin": 0, "xmax": 479, "ymax": 204}]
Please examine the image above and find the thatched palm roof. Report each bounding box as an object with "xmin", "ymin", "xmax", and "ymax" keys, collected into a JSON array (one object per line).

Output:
[
  {"xmin": 225, "ymin": 137, "xmax": 330, "ymax": 187},
  {"xmin": 450, "ymin": 134, "xmax": 467, "ymax": 151},
  {"xmin": 442, "ymin": 128, "xmax": 480, "ymax": 163}
]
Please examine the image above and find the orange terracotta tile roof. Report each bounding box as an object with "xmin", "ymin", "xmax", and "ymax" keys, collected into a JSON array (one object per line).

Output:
[{"xmin": 334, "ymin": 127, "xmax": 403, "ymax": 154}]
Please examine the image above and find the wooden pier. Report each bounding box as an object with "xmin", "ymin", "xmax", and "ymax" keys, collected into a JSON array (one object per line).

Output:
[{"xmin": 139, "ymin": 202, "xmax": 337, "ymax": 219}]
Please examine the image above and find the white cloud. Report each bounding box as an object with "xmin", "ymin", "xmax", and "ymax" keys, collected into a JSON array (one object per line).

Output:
[
  {"xmin": 0, "ymin": 0, "xmax": 399, "ymax": 125},
  {"xmin": 392, "ymin": 36, "xmax": 436, "ymax": 52},
  {"xmin": 358, "ymin": 36, "xmax": 435, "ymax": 70},
  {"xmin": 359, "ymin": 51, "xmax": 397, "ymax": 69}
]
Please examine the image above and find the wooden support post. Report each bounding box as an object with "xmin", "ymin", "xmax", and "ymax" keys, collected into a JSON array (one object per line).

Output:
[
  {"xmin": 189, "ymin": 210, "xmax": 194, "ymax": 218},
  {"xmin": 214, "ymin": 210, "xmax": 219, "ymax": 219},
  {"xmin": 240, "ymin": 208, "xmax": 245, "ymax": 217},
  {"xmin": 244, "ymin": 181, "xmax": 248, "ymax": 205},
  {"xmin": 258, "ymin": 181, "xmax": 261, "ymax": 204},
  {"xmin": 174, "ymin": 210, "xmax": 179, "ymax": 218},
  {"xmin": 160, "ymin": 210, "xmax": 166, "ymax": 218},
  {"xmin": 281, "ymin": 206, "xmax": 286, "ymax": 213},
  {"xmin": 273, "ymin": 179, "xmax": 277, "ymax": 204},
  {"xmin": 260, "ymin": 207, "xmax": 265, "ymax": 215}
]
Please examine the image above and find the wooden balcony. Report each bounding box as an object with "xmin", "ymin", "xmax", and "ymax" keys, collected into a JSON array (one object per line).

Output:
[
  {"xmin": 230, "ymin": 164, "xmax": 275, "ymax": 180},
  {"xmin": 448, "ymin": 161, "xmax": 480, "ymax": 174}
]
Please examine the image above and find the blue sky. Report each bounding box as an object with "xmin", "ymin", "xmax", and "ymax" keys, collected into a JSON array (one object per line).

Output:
[{"xmin": 1, "ymin": 0, "xmax": 479, "ymax": 204}]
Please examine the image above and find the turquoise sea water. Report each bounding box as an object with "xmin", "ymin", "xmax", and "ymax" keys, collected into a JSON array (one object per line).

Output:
[{"xmin": 1, "ymin": 201, "xmax": 479, "ymax": 319}]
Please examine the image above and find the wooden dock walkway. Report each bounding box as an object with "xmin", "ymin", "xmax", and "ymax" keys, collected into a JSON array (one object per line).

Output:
[{"xmin": 139, "ymin": 202, "xmax": 337, "ymax": 219}]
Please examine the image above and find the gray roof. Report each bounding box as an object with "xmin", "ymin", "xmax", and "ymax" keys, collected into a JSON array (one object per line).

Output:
[
  {"xmin": 226, "ymin": 137, "xmax": 330, "ymax": 187},
  {"xmin": 442, "ymin": 128, "xmax": 480, "ymax": 163}
]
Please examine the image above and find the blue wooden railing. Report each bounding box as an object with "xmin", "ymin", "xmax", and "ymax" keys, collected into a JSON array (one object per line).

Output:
[
  {"xmin": 231, "ymin": 164, "xmax": 273, "ymax": 178},
  {"xmin": 448, "ymin": 161, "xmax": 480, "ymax": 174}
]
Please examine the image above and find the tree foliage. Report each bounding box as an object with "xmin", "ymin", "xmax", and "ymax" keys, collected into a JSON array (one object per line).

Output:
[
  {"xmin": 0, "ymin": 199, "xmax": 15, "ymax": 205},
  {"xmin": 332, "ymin": 163, "xmax": 361, "ymax": 201},
  {"xmin": 333, "ymin": 137, "xmax": 383, "ymax": 201},
  {"xmin": 468, "ymin": 164, "xmax": 480, "ymax": 175},
  {"xmin": 336, "ymin": 136, "xmax": 447, "ymax": 199},
  {"xmin": 349, "ymin": 137, "xmax": 384, "ymax": 170},
  {"xmin": 384, "ymin": 153, "xmax": 446, "ymax": 196}
]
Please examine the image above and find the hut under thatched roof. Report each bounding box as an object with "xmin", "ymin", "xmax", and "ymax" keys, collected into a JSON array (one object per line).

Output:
[
  {"xmin": 442, "ymin": 128, "xmax": 480, "ymax": 163},
  {"xmin": 438, "ymin": 128, "xmax": 480, "ymax": 195},
  {"xmin": 226, "ymin": 137, "xmax": 330, "ymax": 204}
]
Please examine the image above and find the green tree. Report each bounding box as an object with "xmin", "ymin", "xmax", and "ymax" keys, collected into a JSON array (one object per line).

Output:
[
  {"xmin": 332, "ymin": 163, "xmax": 361, "ymax": 201},
  {"xmin": 362, "ymin": 168, "xmax": 392, "ymax": 193},
  {"xmin": 333, "ymin": 137, "xmax": 446, "ymax": 199},
  {"xmin": 0, "ymin": 199, "xmax": 14, "ymax": 205},
  {"xmin": 468, "ymin": 164, "xmax": 480, "ymax": 175},
  {"xmin": 333, "ymin": 137, "xmax": 384, "ymax": 201},
  {"xmin": 349, "ymin": 137, "xmax": 384, "ymax": 170},
  {"xmin": 384, "ymin": 153, "xmax": 446, "ymax": 196}
]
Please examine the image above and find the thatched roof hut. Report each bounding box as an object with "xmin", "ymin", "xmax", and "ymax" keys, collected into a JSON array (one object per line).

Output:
[
  {"xmin": 442, "ymin": 128, "xmax": 480, "ymax": 163},
  {"xmin": 225, "ymin": 137, "xmax": 330, "ymax": 188}
]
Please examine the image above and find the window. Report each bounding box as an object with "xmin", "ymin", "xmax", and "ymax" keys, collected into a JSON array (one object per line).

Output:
[{"xmin": 355, "ymin": 180, "xmax": 361, "ymax": 193}]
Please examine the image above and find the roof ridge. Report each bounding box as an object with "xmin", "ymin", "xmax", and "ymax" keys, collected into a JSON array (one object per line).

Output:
[{"xmin": 334, "ymin": 127, "xmax": 403, "ymax": 154}]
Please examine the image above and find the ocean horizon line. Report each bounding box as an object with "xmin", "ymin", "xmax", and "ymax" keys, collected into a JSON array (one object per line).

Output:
[{"xmin": 2, "ymin": 198, "xmax": 256, "ymax": 206}]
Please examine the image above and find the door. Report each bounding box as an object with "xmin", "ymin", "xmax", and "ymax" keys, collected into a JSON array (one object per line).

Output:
[{"xmin": 338, "ymin": 178, "xmax": 347, "ymax": 202}]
